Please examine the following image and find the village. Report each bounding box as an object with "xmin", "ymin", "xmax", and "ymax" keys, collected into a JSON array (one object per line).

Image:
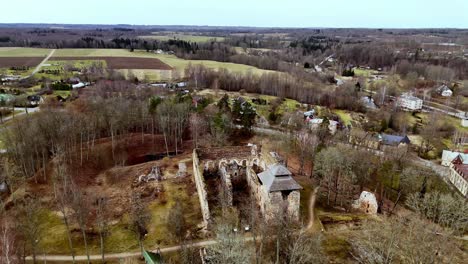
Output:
[{"xmin": 0, "ymin": 20, "xmax": 467, "ymax": 264}]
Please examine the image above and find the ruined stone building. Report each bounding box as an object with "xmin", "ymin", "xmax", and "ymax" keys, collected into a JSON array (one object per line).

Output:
[{"xmin": 192, "ymin": 145, "xmax": 302, "ymax": 228}]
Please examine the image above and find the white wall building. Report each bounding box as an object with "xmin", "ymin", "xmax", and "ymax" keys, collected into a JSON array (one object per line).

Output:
[
  {"xmin": 397, "ymin": 93, "xmax": 423, "ymax": 111},
  {"xmin": 447, "ymin": 155, "xmax": 468, "ymax": 197}
]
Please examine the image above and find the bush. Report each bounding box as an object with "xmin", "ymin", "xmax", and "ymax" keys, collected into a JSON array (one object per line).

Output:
[
  {"xmin": 342, "ymin": 69, "xmax": 355, "ymax": 77},
  {"xmin": 51, "ymin": 82, "xmax": 72, "ymax": 91}
]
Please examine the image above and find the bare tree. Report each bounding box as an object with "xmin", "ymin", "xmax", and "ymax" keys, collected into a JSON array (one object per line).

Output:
[
  {"xmin": 129, "ymin": 192, "xmax": 151, "ymax": 253},
  {"xmin": 0, "ymin": 200, "xmax": 17, "ymax": 264},
  {"xmin": 295, "ymin": 129, "xmax": 319, "ymax": 176},
  {"xmin": 70, "ymin": 182, "xmax": 91, "ymax": 264},
  {"xmin": 52, "ymin": 155, "xmax": 76, "ymax": 263},
  {"xmin": 96, "ymin": 196, "xmax": 109, "ymax": 263},
  {"xmin": 288, "ymin": 230, "xmax": 327, "ymax": 264},
  {"xmin": 14, "ymin": 197, "xmax": 43, "ymax": 264},
  {"xmin": 206, "ymin": 223, "xmax": 252, "ymax": 263}
]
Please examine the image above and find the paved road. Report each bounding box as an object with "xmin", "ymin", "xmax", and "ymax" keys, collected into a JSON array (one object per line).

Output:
[
  {"xmin": 22, "ymin": 49, "xmax": 56, "ymax": 79},
  {"xmin": 1, "ymin": 107, "xmax": 40, "ymax": 123}
]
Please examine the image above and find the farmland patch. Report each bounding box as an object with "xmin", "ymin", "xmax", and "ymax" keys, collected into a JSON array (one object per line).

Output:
[
  {"xmin": 0, "ymin": 57, "xmax": 44, "ymax": 67},
  {"xmin": 49, "ymin": 56, "xmax": 172, "ymax": 70}
]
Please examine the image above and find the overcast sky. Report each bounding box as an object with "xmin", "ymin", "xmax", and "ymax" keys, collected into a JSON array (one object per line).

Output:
[{"xmin": 2, "ymin": 0, "xmax": 467, "ymax": 28}]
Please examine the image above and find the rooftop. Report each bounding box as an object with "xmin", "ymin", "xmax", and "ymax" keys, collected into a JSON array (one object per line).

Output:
[
  {"xmin": 380, "ymin": 134, "xmax": 411, "ymax": 146},
  {"xmin": 258, "ymin": 164, "xmax": 302, "ymax": 192}
]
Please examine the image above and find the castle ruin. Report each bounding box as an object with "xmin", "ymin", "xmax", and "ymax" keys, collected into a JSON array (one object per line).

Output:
[{"xmin": 192, "ymin": 145, "xmax": 302, "ymax": 228}]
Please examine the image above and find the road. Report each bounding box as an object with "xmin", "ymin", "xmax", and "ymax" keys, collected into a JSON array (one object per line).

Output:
[
  {"xmin": 1, "ymin": 107, "xmax": 40, "ymax": 123},
  {"xmin": 28, "ymin": 237, "xmax": 249, "ymax": 262},
  {"xmin": 22, "ymin": 49, "xmax": 56, "ymax": 79}
]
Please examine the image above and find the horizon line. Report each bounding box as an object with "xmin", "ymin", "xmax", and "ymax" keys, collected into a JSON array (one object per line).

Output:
[{"xmin": 0, "ymin": 22, "xmax": 467, "ymax": 30}]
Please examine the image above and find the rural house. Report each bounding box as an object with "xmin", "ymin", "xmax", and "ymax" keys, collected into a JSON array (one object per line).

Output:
[
  {"xmin": 445, "ymin": 154, "xmax": 468, "ymax": 197},
  {"xmin": 379, "ymin": 134, "xmax": 411, "ymax": 146},
  {"xmin": 397, "ymin": 93, "xmax": 423, "ymax": 111},
  {"xmin": 436, "ymin": 84, "xmax": 453, "ymax": 97}
]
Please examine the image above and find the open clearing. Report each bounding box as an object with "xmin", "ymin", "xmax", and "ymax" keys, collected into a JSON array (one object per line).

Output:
[
  {"xmin": 0, "ymin": 57, "xmax": 45, "ymax": 67},
  {"xmin": 49, "ymin": 56, "xmax": 172, "ymax": 70}
]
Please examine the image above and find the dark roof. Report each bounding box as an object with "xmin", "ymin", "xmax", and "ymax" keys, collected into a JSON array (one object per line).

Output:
[
  {"xmin": 258, "ymin": 164, "xmax": 302, "ymax": 192},
  {"xmin": 452, "ymin": 162, "xmax": 468, "ymax": 181},
  {"xmin": 380, "ymin": 134, "xmax": 411, "ymax": 146}
]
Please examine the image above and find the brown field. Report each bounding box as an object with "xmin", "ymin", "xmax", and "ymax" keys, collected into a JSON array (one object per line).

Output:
[
  {"xmin": 49, "ymin": 56, "xmax": 173, "ymax": 70},
  {"xmin": 0, "ymin": 57, "xmax": 44, "ymax": 67}
]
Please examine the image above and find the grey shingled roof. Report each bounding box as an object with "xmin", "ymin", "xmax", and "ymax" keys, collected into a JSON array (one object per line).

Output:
[
  {"xmin": 380, "ymin": 134, "xmax": 411, "ymax": 146},
  {"xmin": 258, "ymin": 164, "xmax": 302, "ymax": 192}
]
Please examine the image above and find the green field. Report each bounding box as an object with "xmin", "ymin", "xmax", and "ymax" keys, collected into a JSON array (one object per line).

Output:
[
  {"xmin": 139, "ymin": 33, "xmax": 225, "ymax": 42},
  {"xmin": 0, "ymin": 47, "xmax": 51, "ymax": 57},
  {"xmin": 36, "ymin": 59, "xmax": 107, "ymax": 80},
  {"xmin": 3, "ymin": 48, "xmax": 274, "ymax": 81},
  {"xmin": 53, "ymin": 49, "xmax": 273, "ymax": 77}
]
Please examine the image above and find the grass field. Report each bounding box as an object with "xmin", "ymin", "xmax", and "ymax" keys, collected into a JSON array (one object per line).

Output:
[
  {"xmin": 139, "ymin": 33, "xmax": 225, "ymax": 42},
  {"xmin": 353, "ymin": 67, "xmax": 379, "ymax": 77},
  {"xmin": 3, "ymin": 48, "xmax": 274, "ymax": 81},
  {"xmin": 52, "ymin": 49, "xmax": 271, "ymax": 74},
  {"xmin": 0, "ymin": 47, "xmax": 51, "ymax": 57}
]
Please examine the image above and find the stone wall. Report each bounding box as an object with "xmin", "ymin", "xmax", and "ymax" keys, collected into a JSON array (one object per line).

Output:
[
  {"xmin": 192, "ymin": 149, "xmax": 211, "ymax": 228},
  {"xmin": 246, "ymin": 167, "xmax": 301, "ymax": 222},
  {"xmin": 219, "ymin": 166, "xmax": 233, "ymax": 206},
  {"xmin": 246, "ymin": 167, "xmax": 266, "ymax": 215},
  {"xmin": 287, "ymin": 191, "xmax": 301, "ymax": 221}
]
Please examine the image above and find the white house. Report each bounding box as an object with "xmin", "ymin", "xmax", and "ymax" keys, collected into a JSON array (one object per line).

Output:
[
  {"xmin": 72, "ymin": 82, "xmax": 85, "ymax": 89},
  {"xmin": 397, "ymin": 93, "xmax": 423, "ymax": 111},
  {"xmin": 462, "ymin": 119, "xmax": 468, "ymax": 127},
  {"xmin": 447, "ymin": 154, "xmax": 468, "ymax": 197},
  {"xmin": 436, "ymin": 85, "xmax": 453, "ymax": 97},
  {"xmin": 441, "ymin": 150, "xmax": 468, "ymax": 166}
]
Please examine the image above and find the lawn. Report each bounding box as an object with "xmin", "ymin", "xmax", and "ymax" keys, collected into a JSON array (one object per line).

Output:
[
  {"xmin": 353, "ymin": 67, "xmax": 379, "ymax": 77},
  {"xmin": 333, "ymin": 110, "xmax": 353, "ymax": 126},
  {"xmin": 0, "ymin": 47, "xmax": 51, "ymax": 57},
  {"xmin": 139, "ymin": 33, "xmax": 225, "ymax": 43}
]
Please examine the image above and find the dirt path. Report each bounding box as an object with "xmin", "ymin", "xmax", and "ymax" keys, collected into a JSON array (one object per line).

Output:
[
  {"xmin": 23, "ymin": 49, "xmax": 55, "ymax": 79},
  {"xmin": 306, "ymin": 186, "xmax": 320, "ymax": 230},
  {"xmin": 28, "ymin": 236, "xmax": 258, "ymax": 262},
  {"xmin": 28, "ymin": 239, "xmax": 216, "ymax": 262}
]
